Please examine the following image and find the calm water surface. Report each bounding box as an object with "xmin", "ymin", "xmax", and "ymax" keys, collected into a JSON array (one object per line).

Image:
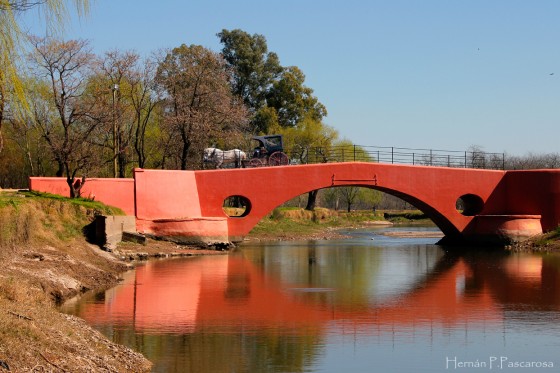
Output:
[{"xmin": 63, "ymin": 227, "xmax": 560, "ymax": 372}]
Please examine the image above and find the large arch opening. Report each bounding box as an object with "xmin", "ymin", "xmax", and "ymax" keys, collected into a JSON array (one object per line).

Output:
[{"xmin": 260, "ymin": 185, "xmax": 454, "ymax": 235}]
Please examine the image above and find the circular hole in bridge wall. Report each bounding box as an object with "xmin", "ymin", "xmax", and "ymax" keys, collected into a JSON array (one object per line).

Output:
[
  {"xmin": 223, "ymin": 195, "xmax": 251, "ymax": 218},
  {"xmin": 456, "ymin": 194, "xmax": 484, "ymax": 216}
]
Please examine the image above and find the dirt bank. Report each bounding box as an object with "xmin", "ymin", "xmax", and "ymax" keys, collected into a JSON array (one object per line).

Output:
[
  {"xmin": 0, "ymin": 190, "xmax": 226, "ymax": 371},
  {"xmin": 0, "ymin": 237, "xmax": 225, "ymax": 372},
  {"xmin": 507, "ymin": 228, "xmax": 560, "ymax": 253}
]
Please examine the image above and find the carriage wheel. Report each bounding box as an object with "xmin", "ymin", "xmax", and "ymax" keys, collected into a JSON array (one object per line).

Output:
[
  {"xmin": 248, "ymin": 158, "xmax": 264, "ymax": 167},
  {"xmin": 269, "ymin": 152, "xmax": 289, "ymax": 166}
]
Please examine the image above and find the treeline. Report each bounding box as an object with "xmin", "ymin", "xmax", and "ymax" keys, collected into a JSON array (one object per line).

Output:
[
  {"xmin": 0, "ymin": 29, "xmax": 329, "ymax": 192},
  {"xmin": 1, "ymin": 28, "xmax": 558, "ymax": 195},
  {"xmin": 466, "ymin": 145, "xmax": 560, "ymax": 170}
]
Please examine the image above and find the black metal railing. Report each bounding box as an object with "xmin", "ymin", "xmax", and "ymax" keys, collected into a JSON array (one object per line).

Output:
[{"xmin": 287, "ymin": 145, "xmax": 505, "ymax": 170}]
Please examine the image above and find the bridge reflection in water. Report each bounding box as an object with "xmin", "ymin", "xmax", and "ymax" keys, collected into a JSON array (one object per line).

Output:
[{"xmin": 65, "ymin": 241, "xmax": 560, "ymax": 372}]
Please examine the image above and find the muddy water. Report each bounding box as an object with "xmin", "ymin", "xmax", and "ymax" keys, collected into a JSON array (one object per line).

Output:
[{"xmin": 62, "ymin": 227, "xmax": 560, "ymax": 372}]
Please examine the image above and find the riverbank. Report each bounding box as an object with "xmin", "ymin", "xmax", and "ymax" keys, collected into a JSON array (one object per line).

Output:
[
  {"xmin": 507, "ymin": 226, "xmax": 560, "ymax": 253},
  {"xmin": 1, "ymin": 189, "xmax": 556, "ymax": 370},
  {"xmin": 244, "ymin": 207, "xmax": 436, "ymax": 241},
  {"xmin": 0, "ymin": 191, "xmax": 223, "ymax": 372}
]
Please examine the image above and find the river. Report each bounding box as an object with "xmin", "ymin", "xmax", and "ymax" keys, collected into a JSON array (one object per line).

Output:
[{"xmin": 62, "ymin": 226, "xmax": 560, "ymax": 372}]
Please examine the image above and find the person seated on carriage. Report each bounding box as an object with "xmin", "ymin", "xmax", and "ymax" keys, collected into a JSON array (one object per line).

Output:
[{"xmin": 253, "ymin": 145, "xmax": 267, "ymax": 158}]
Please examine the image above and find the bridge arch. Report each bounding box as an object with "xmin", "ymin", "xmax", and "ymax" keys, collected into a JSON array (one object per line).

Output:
[{"xmin": 194, "ymin": 162, "xmax": 506, "ymax": 242}]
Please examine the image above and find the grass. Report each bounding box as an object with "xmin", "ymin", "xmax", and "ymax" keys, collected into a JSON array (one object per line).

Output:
[
  {"xmin": 0, "ymin": 190, "xmax": 124, "ymax": 250},
  {"xmin": 533, "ymin": 225, "xmax": 560, "ymax": 247},
  {"xmin": 248, "ymin": 208, "xmax": 430, "ymax": 238},
  {"xmin": 20, "ymin": 190, "xmax": 125, "ymax": 216},
  {"xmin": 382, "ymin": 210, "xmax": 428, "ymax": 222}
]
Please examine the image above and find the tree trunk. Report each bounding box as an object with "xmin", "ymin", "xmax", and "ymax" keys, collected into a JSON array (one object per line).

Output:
[
  {"xmin": 118, "ymin": 152, "xmax": 127, "ymax": 178},
  {"xmin": 305, "ymin": 190, "xmax": 318, "ymax": 211},
  {"xmin": 180, "ymin": 133, "xmax": 190, "ymax": 170},
  {"xmin": 67, "ymin": 175, "xmax": 86, "ymax": 198},
  {"xmin": 55, "ymin": 160, "xmax": 64, "ymax": 177}
]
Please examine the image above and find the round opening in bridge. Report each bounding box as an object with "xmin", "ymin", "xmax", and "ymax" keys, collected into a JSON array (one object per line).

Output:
[
  {"xmin": 456, "ymin": 194, "xmax": 484, "ymax": 216},
  {"xmin": 223, "ymin": 195, "xmax": 251, "ymax": 218}
]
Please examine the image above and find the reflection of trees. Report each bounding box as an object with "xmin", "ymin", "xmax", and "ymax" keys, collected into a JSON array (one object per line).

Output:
[
  {"xmin": 93, "ymin": 325, "xmax": 322, "ymax": 373},
  {"xmin": 245, "ymin": 242, "xmax": 444, "ymax": 309}
]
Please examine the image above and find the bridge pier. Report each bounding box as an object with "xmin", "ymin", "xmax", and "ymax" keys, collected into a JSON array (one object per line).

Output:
[{"xmin": 441, "ymin": 214, "xmax": 544, "ymax": 245}]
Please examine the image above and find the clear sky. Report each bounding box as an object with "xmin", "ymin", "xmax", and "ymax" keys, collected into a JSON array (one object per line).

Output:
[{"xmin": 21, "ymin": 0, "xmax": 560, "ymax": 155}]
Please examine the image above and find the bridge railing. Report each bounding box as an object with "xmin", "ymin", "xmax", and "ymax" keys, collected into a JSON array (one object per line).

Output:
[{"xmin": 287, "ymin": 145, "xmax": 506, "ymax": 170}]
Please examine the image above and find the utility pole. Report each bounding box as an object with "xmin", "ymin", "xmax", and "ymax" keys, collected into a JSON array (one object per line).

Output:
[{"xmin": 112, "ymin": 84, "xmax": 119, "ymax": 178}]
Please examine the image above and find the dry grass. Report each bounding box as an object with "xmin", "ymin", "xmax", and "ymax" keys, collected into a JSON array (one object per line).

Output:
[
  {"xmin": 0, "ymin": 191, "xmax": 151, "ymax": 371},
  {"xmin": 271, "ymin": 207, "xmax": 337, "ymax": 221},
  {"xmin": 0, "ymin": 191, "xmax": 122, "ymax": 252}
]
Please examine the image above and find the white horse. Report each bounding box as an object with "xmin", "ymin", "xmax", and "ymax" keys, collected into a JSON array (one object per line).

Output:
[{"xmin": 203, "ymin": 148, "xmax": 247, "ymax": 168}]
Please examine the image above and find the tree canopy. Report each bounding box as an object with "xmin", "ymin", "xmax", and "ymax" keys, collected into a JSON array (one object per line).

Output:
[
  {"xmin": 0, "ymin": 0, "xmax": 90, "ymax": 153},
  {"xmin": 155, "ymin": 44, "xmax": 248, "ymax": 170},
  {"xmin": 218, "ymin": 29, "xmax": 326, "ymax": 134}
]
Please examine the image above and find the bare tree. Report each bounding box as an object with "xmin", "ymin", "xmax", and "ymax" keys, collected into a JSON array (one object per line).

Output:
[
  {"xmin": 28, "ymin": 36, "xmax": 101, "ymax": 197},
  {"xmin": 96, "ymin": 50, "xmax": 140, "ymax": 177},
  {"xmin": 0, "ymin": 0, "xmax": 91, "ymax": 154},
  {"xmin": 129, "ymin": 56, "xmax": 160, "ymax": 169},
  {"xmin": 505, "ymin": 152, "xmax": 560, "ymax": 170},
  {"xmin": 0, "ymin": 71, "xmax": 6, "ymax": 154},
  {"xmin": 339, "ymin": 186, "xmax": 361, "ymax": 212},
  {"xmin": 155, "ymin": 44, "xmax": 248, "ymax": 170}
]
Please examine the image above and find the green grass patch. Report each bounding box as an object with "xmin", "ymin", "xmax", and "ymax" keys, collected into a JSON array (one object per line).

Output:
[
  {"xmin": 534, "ymin": 225, "xmax": 560, "ymax": 247},
  {"xmin": 20, "ymin": 191, "xmax": 124, "ymax": 216},
  {"xmin": 250, "ymin": 213, "xmax": 324, "ymax": 237}
]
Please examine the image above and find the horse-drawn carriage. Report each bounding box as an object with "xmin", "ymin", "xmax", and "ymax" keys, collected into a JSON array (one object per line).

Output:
[
  {"xmin": 203, "ymin": 134, "xmax": 289, "ymax": 169},
  {"xmin": 246, "ymin": 135, "xmax": 289, "ymax": 167}
]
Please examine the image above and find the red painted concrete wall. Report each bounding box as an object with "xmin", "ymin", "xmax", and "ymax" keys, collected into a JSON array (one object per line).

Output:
[
  {"xmin": 133, "ymin": 169, "xmax": 228, "ymax": 244},
  {"xmin": 194, "ymin": 163, "xmax": 507, "ymax": 241},
  {"xmin": 503, "ymin": 170, "xmax": 560, "ymax": 231},
  {"xmin": 28, "ymin": 164, "xmax": 560, "ymax": 244},
  {"xmin": 29, "ymin": 177, "xmax": 135, "ymax": 215}
]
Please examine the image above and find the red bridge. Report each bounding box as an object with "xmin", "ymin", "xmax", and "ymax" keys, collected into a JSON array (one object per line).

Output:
[{"xmin": 30, "ymin": 162, "xmax": 560, "ymax": 245}]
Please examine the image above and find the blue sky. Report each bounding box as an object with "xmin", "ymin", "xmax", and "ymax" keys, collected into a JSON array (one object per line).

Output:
[{"xmin": 21, "ymin": 0, "xmax": 560, "ymax": 155}]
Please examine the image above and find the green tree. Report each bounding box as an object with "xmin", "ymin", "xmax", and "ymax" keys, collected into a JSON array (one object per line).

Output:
[
  {"xmin": 218, "ymin": 29, "xmax": 326, "ymax": 134},
  {"xmin": 269, "ymin": 117, "xmax": 338, "ymax": 210},
  {"xmin": 218, "ymin": 29, "xmax": 282, "ymax": 113},
  {"xmin": 322, "ymin": 141, "xmax": 382, "ymax": 211},
  {"xmin": 325, "ymin": 187, "xmax": 382, "ymax": 212},
  {"xmin": 266, "ymin": 66, "xmax": 327, "ymax": 128}
]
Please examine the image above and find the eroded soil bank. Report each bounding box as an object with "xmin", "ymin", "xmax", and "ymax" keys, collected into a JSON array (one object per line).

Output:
[
  {"xmin": 0, "ymin": 190, "xmax": 227, "ymax": 372},
  {"xmin": 0, "ymin": 237, "xmax": 225, "ymax": 372}
]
